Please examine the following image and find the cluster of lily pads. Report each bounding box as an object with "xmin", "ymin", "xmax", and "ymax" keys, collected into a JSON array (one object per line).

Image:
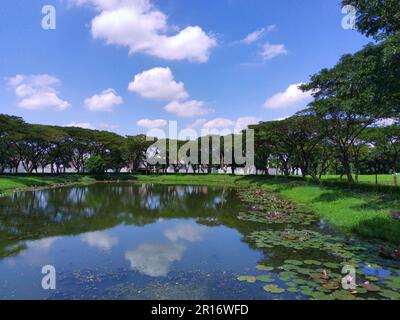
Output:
[
  {"xmin": 235, "ymin": 187, "xmax": 400, "ymax": 300},
  {"xmin": 248, "ymin": 229, "xmax": 366, "ymax": 260},
  {"xmin": 237, "ymin": 260, "xmax": 400, "ymax": 300},
  {"xmin": 237, "ymin": 188, "xmax": 316, "ymax": 225}
]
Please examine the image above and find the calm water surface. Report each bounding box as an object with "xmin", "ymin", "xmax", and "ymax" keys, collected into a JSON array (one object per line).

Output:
[
  {"xmin": 0, "ymin": 184, "xmax": 266, "ymax": 299},
  {"xmin": 0, "ymin": 183, "xmax": 399, "ymax": 300}
]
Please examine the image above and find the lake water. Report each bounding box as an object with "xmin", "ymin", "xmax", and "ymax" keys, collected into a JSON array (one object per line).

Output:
[{"xmin": 0, "ymin": 183, "xmax": 399, "ymax": 300}]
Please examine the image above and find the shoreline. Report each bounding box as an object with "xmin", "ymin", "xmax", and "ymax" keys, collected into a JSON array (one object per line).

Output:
[{"xmin": 1, "ymin": 174, "xmax": 399, "ymax": 244}]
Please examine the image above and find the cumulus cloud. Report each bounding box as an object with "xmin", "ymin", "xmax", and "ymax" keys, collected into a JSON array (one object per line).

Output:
[
  {"xmin": 164, "ymin": 100, "xmax": 209, "ymax": 118},
  {"xmin": 27, "ymin": 237, "xmax": 59, "ymax": 251},
  {"xmin": 129, "ymin": 67, "xmax": 208, "ymax": 117},
  {"xmin": 260, "ymin": 43, "xmax": 288, "ymax": 60},
  {"xmin": 203, "ymin": 118, "xmax": 235, "ymax": 129},
  {"xmin": 186, "ymin": 118, "xmax": 207, "ymax": 129},
  {"xmin": 264, "ymin": 83, "xmax": 312, "ymax": 109},
  {"xmin": 241, "ymin": 25, "xmax": 276, "ymax": 44},
  {"xmin": 235, "ymin": 117, "xmax": 262, "ymax": 132},
  {"xmin": 81, "ymin": 231, "xmax": 118, "ymax": 251},
  {"xmin": 7, "ymin": 74, "xmax": 70, "ymax": 111},
  {"xmin": 84, "ymin": 88, "xmax": 123, "ymax": 112},
  {"xmin": 128, "ymin": 67, "xmax": 188, "ymax": 101},
  {"xmin": 125, "ymin": 242, "xmax": 185, "ymax": 277},
  {"xmin": 137, "ymin": 118, "xmax": 168, "ymax": 129},
  {"xmin": 198, "ymin": 117, "xmax": 262, "ymax": 133},
  {"xmin": 164, "ymin": 224, "xmax": 204, "ymax": 242},
  {"xmin": 64, "ymin": 122, "xmax": 96, "ymax": 130},
  {"xmin": 73, "ymin": 0, "xmax": 216, "ymax": 62}
]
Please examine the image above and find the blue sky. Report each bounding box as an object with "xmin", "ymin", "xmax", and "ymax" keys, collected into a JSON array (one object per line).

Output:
[{"xmin": 0, "ymin": 0, "xmax": 370, "ymax": 136}]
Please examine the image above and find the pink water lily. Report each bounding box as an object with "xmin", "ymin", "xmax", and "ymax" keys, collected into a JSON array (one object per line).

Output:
[{"xmin": 346, "ymin": 275, "xmax": 354, "ymax": 284}]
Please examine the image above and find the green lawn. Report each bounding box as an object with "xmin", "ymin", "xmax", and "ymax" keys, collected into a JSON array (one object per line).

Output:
[
  {"xmin": 252, "ymin": 178, "xmax": 400, "ymax": 244},
  {"xmin": 1, "ymin": 173, "xmax": 399, "ymax": 243},
  {"xmin": 321, "ymin": 174, "xmax": 398, "ymax": 186},
  {"xmin": 0, "ymin": 175, "xmax": 94, "ymax": 194}
]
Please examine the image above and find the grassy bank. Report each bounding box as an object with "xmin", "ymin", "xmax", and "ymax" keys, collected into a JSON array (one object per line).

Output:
[
  {"xmin": 1, "ymin": 174, "xmax": 399, "ymax": 244},
  {"xmin": 242, "ymin": 176, "xmax": 400, "ymax": 244},
  {"xmin": 0, "ymin": 174, "xmax": 95, "ymax": 195},
  {"xmin": 321, "ymin": 174, "xmax": 397, "ymax": 186}
]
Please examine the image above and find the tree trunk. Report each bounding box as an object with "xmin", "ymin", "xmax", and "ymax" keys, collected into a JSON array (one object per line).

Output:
[{"xmin": 341, "ymin": 151, "xmax": 354, "ymax": 183}]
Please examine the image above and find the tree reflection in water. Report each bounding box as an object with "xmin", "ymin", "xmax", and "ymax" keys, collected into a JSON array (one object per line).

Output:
[{"xmin": 0, "ymin": 183, "xmax": 242, "ymax": 258}]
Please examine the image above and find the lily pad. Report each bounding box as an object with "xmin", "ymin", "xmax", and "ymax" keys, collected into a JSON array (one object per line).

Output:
[
  {"xmin": 323, "ymin": 262, "xmax": 340, "ymax": 269},
  {"xmin": 256, "ymin": 265, "xmax": 274, "ymax": 271},
  {"xmin": 365, "ymin": 276, "xmax": 379, "ymax": 282},
  {"xmin": 263, "ymin": 284, "xmax": 285, "ymax": 294},
  {"xmin": 237, "ymin": 276, "xmax": 256, "ymax": 283},
  {"xmin": 284, "ymin": 260, "xmax": 303, "ymax": 266},
  {"xmin": 378, "ymin": 290, "xmax": 400, "ymax": 300},
  {"xmin": 304, "ymin": 260, "xmax": 322, "ymax": 266},
  {"xmin": 332, "ymin": 290, "xmax": 356, "ymax": 300},
  {"xmin": 364, "ymin": 283, "xmax": 381, "ymax": 292}
]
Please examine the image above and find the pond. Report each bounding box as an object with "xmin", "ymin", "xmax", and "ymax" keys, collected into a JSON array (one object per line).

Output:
[{"xmin": 0, "ymin": 183, "xmax": 399, "ymax": 300}]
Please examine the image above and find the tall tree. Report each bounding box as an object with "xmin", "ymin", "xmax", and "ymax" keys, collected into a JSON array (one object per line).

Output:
[
  {"xmin": 342, "ymin": 0, "xmax": 400, "ymax": 40},
  {"xmin": 300, "ymin": 41, "xmax": 398, "ymax": 182}
]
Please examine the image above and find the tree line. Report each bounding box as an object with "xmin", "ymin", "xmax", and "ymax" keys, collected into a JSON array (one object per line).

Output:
[
  {"xmin": 0, "ymin": 0, "xmax": 399, "ymax": 183},
  {"xmin": 0, "ymin": 114, "xmax": 152, "ymax": 174}
]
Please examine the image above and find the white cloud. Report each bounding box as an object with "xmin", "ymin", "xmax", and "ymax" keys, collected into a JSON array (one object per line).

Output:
[
  {"xmin": 64, "ymin": 122, "xmax": 96, "ymax": 130},
  {"xmin": 264, "ymin": 83, "xmax": 312, "ymax": 109},
  {"xmin": 73, "ymin": 0, "xmax": 216, "ymax": 62},
  {"xmin": 203, "ymin": 118, "xmax": 235, "ymax": 129},
  {"xmin": 7, "ymin": 74, "xmax": 70, "ymax": 111},
  {"xmin": 165, "ymin": 100, "xmax": 209, "ymax": 118},
  {"xmin": 198, "ymin": 117, "xmax": 261, "ymax": 132},
  {"xmin": 81, "ymin": 231, "xmax": 118, "ymax": 251},
  {"xmin": 186, "ymin": 118, "xmax": 207, "ymax": 129},
  {"xmin": 84, "ymin": 88, "xmax": 123, "ymax": 112},
  {"xmin": 260, "ymin": 43, "xmax": 288, "ymax": 60},
  {"xmin": 274, "ymin": 116, "xmax": 290, "ymax": 121},
  {"xmin": 137, "ymin": 118, "xmax": 168, "ymax": 129},
  {"xmin": 235, "ymin": 117, "xmax": 262, "ymax": 132},
  {"xmin": 27, "ymin": 237, "xmax": 59, "ymax": 251},
  {"xmin": 129, "ymin": 67, "xmax": 208, "ymax": 117},
  {"xmin": 98, "ymin": 122, "xmax": 118, "ymax": 129},
  {"xmin": 128, "ymin": 67, "xmax": 188, "ymax": 101},
  {"xmin": 125, "ymin": 242, "xmax": 185, "ymax": 277},
  {"xmin": 164, "ymin": 224, "xmax": 204, "ymax": 242},
  {"xmin": 241, "ymin": 25, "xmax": 276, "ymax": 44}
]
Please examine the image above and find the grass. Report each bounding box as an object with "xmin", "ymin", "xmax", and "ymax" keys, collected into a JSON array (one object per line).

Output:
[
  {"xmin": 0, "ymin": 174, "xmax": 95, "ymax": 194},
  {"xmin": 321, "ymin": 174, "xmax": 398, "ymax": 186},
  {"xmin": 1, "ymin": 173, "xmax": 399, "ymax": 244}
]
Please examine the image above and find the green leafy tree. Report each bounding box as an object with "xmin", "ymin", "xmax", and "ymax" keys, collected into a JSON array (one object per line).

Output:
[
  {"xmin": 125, "ymin": 135, "xmax": 152, "ymax": 173},
  {"xmin": 85, "ymin": 155, "xmax": 106, "ymax": 174},
  {"xmin": 342, "ymin": 0, "xmax": 400, "ymax": 40}
]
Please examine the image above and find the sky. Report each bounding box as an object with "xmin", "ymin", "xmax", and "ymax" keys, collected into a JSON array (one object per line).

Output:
[{"xmin": 0, "ymin": 0, "xmax": 370, "ymax": 137}]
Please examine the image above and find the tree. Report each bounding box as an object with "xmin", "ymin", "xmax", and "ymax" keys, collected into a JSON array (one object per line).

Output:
[
  {"xmin": 299, "ymin": 43, "xmax": 395, "ymax": 182},
  {"xmin": 85, "ymin": 155, "xmax": 106, "ymax": 174},
  {"xmin": 125, "ymin": 135, "xmax": 152, "ymax": 172},
  {"xmin": 342, "ymin": 0, "xmax": 400, "ymax": 40},
  {"xmin": 0, "ymin": 115, "xmax": 24, "ymax": 172}
]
